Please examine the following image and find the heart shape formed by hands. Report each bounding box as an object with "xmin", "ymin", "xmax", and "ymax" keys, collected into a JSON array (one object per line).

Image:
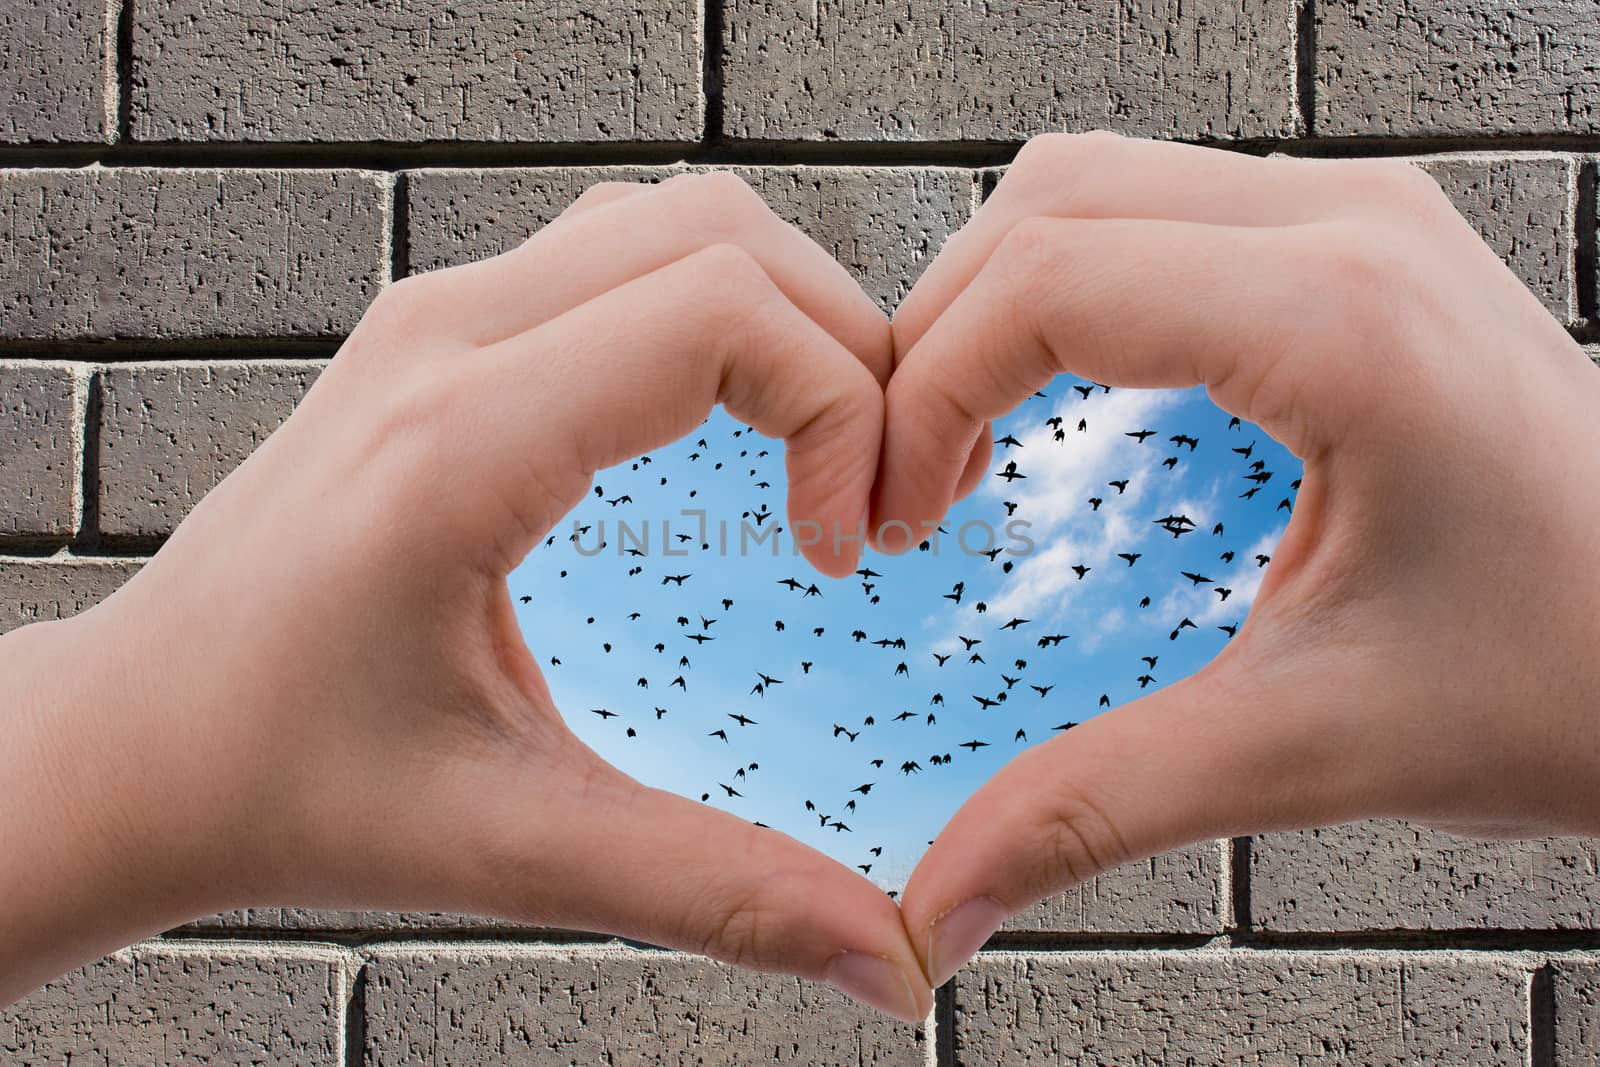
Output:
[
  {"xmin": 78, "ymin": 128, "xmax": 1598, "ymax": 1026},
  {"xmin": 511, "ymin": 388, "xmax": 1299, "ymax": 891},
  {"xmin": 489, "ymin": 128, "xmax": 1597, "ymax": 1008}
]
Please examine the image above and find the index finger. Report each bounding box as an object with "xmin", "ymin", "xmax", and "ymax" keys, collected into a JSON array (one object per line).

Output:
[
  {"xmin": 893, "ymin": 132, "xmax": 1362, "ymax": 356},
  {"xmin": 423, "ymin": 171, "xmax": 897, "ymax": 386},
  {"xmin": 872, "ymin": 215, "xmax": 1336, "ymax": 547}
]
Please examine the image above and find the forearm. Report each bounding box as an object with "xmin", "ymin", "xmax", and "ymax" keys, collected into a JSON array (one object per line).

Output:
[{"xmin": 0, "ymin": 610, "xmax": 223, "ymax": 1005}]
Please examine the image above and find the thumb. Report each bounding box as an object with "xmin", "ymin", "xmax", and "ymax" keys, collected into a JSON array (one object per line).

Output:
[
  {"xmin": 459, "ymin": 743, "xmax": 934, "ymax": 1023},
  {"xmin": 897, "ymin": 648, "xmax": 1383, "ymax": 989}
]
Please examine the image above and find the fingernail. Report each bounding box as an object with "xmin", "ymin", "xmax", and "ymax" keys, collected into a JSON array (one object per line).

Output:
[
  {"xmin": 927, "ymin": 896, "xmax": 1007, "ymax": 988},
  {"xmin": 824, "ymin": 951, "xmax": 925, "ymax": 1024}
]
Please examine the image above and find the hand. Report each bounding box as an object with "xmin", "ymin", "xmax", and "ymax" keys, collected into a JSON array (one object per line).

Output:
[
  {"xmin": 0, "ymin": 172, "xmax": 934, "ymax": 1021},
  {"xmin": 874, "ymin": 130, "xmax": 1600, "ymax": 987}
]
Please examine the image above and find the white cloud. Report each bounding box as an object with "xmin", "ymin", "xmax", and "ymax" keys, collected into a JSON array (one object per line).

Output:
[
  {"xmin": 979, "ymin": 388, "xmax": 1178, "ymax": 622},
  {"xmin": 1158, "ymin": 525, "xmax": 1286, "ymax": 626}
]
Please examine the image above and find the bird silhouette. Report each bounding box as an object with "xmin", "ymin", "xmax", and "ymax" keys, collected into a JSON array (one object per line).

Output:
[{"xmin": 513, "ymin": 380, "xmax": 1296, "ymax": 886}]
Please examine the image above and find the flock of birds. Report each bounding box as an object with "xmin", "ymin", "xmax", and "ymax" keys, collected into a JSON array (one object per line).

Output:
[{"xmin": 512, "ymin": 379, "xmax": 1301, "ymax": 887}]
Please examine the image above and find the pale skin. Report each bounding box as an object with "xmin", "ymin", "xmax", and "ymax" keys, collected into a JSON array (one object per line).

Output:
[{"xmin": 2, "ymin": 132, "xmax": 1597, "ymax": 1019}]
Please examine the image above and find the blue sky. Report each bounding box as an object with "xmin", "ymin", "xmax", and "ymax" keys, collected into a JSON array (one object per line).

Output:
[{"xmin": 510, "ymin": 376, "xmax": 1301, "ymax": 890}]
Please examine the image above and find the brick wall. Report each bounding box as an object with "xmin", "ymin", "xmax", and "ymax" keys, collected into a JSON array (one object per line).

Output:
[{"xmin": 2, "ymin": 0, "xmax": 1598, "ymax": 1062}]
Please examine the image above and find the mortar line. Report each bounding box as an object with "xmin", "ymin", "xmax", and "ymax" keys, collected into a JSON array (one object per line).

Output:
[
  {"xmin": 1228, "ymin": 836, "xmax": 1252, "ymax": 935},
  {"xmin": 1531, "ymin": 961, "xmax": 1556, "ymax": 1067},
  {"xmin": 387, "ymin": 171, "xmax": 410, "ymax": 282},
  {"xmin": 6, "ymin": 134, "xmax": 1600, "ymax": 172},
  {"xmin": 342, "ymin": 960, "xmax": 368, "ymax": 1067},
  {"xmin": 76, "ymin": 371, "xmax": 104, "ymax": 550},
  {"xmin": 700, "ymin": 0, "xmax": 725, "ymax": 146},
  {"xmin": 934, "ymin": 979, "xmax": 956, "ymax": 1067},
  {"xmin": 113, "ymin": 0, "xmax": 134, "ymax": 144},
  {"xmin": 1293, "ymin": 0, "xmax": 1316, "ymax": 138},
  {"xmin": 68, "ymin": 365, "xmax": 91, "ymax": 536},
  {"xmin": 1576, "ymin": 158, "xmax": 1597, "ymax": 325}
]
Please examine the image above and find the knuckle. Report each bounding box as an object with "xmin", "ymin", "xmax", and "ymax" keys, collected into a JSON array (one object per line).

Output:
[
  {"xmin": 1017, "ymin": 129, "xmax": 1119, "ymax": 166},
  {"xmin": 693, "ymin": 241, "xmax": 771, "ymax": 301},
  {"xmin": 1010, "ymin": 130, "xmax": 1122, "ymax": 188},
  {"xmin": 1030, "ymin": 777, "xmax": 1132, "ymax": 892},
  {"xmin": 1310, "ymin": 220, "xmax": 1407, "ymax": 311},
  {"xmin": 688, "ymin": 242, "xmax": 776, "ymax": 348},
  {"xmin": 567, "ymin": 180, "xmax": 639, "ymax": 208},
  {"xmin": 697, "ymin": 886, "xmax": 770, "ymax": 970},
  {"xmin": 1337, "ymin": 158, "xmax": 1452, "ymax": 216},
  {"xmin": 694, "ymin": 167, "xmax": 760, "ymax": 200},
  {"xmin": 988, "ymin": 215, "xmax": 1077, "ymax": 346},
  {"xmin": 990, "ymin": 214, "xmax": 1065, "ymax": 285},
  {"xmin": 924, "ymin": 367, "xmax": 982, "ymax": 433},
  {"xmin": 358, "ymin": 274, "xmax": 441, "ymax": 344},
  {"xmin": 687, "ymin": 170, "xmax": 769, "ymax": 230}
]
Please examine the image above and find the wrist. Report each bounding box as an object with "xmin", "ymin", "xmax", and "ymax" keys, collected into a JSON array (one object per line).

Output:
[{"xmin": 0, "ymin": 606, "xmax": 234, "ymax": 1003}]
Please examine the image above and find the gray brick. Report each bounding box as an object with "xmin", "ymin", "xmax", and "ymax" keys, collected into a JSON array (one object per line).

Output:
[
  {"xmin": 0, "ymin": 364, "xmax": 79, "ymax": 538},
  {"xmin": 721, "ymin": 0, "xmax": 1296, "ymax": 142},
  {"xmin": 1250, "ymin": 820, "xmax": 1600, "ymax": 931},
  {"xmin": 0, "ymin": 0, "xmax": 113, "ymax": 143},
  {"xmin": 0, "ymin": 558, "xmax": 138, "ymax": 635},
  {"xmin": 97, "ymin": 363, "xmax": 320, "ymax": 538},
  {"xmin": 954, "ymin": 950, "xmax": 1529, "ymax": 1064},
  {"xmin": 364, "ymin": 945, "xmax": 927, "ymax": 1065},
  {"xmin": 1004, "ymin": 841, "xmax": 1226, "ymax": 935},
  {"xmin": 406, "ymin": 165, "xmax": 977, "ymax": 311},
  {"xmin": 1417, "ymin": 155, "xmax": 1576, "ymax": 322},
  {"xmin": 1553, "ymin": 959, "xmax": 1600, "ymax": 1064},
  {"xmin": 132, "ymin": 0, "xmax": 700, "ymax": 143},
  {"xmin": 1315, "ymin": 0, "xmax": 1600, "ymax": 137},
  {"xmin": 1, "ymin": 943, "xmax": 347, "ymax": 1065},
  {"xmin": 0, "ymin": 169, "xmax": 387, "ymax": 341}
]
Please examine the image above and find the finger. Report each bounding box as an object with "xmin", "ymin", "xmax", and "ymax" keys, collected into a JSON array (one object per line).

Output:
[
  {"xmin": 872, "ymin": 216, "xmax": 1350, "ymax": 547},
  {"xmin": 952, "ymin": 432, "xmax": 992, "ymax": 503},
  {"xmin": 896, "ymin": 654, "xmax": 1391, "ymax": 988},
  {"xmin": 894, "ymin": 131, "xmax": 1377, "ymax": 354},
  {"xmin": 424, "ymin": 170, "xmax": 895, "ymax": 384},
  {"xmin": 462, "ymin": 242, "xmax": 885, "ymax": 578},
  {"xmin": 470, "ymin": 746, "xmax": 932, "ymax": 1023},
  {"xmin": 554, "ymin": 180, "xmax": 652, "ymax": 218}
]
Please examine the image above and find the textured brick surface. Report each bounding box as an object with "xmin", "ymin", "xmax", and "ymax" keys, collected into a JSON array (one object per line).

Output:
[
  {"xmin": 0, "ymin": 169, "xmax": 387, "ymax": 340},
  {"xmin": 954, "ymin": 951, "xmax": 1530, "ymax": 1064},
  {"xmin": 1553, "ymin": 959, "xmax": 1600, "ymax": 1064},
  {"xmin": 132, "ymin": 0, "xmax": 701, "ymax": 143},
  {"xmin": 722, "ymin": 0, "xmax": 1297, "ymax": 142},
  {"xmin": 0, "ymin": 0, "xmax": 112, "ymax": 143},
  {"xmin": 176, "ymin": 908, "xmax": 513, "ymax": 933},
  {"xmin": 3, "ymin": 0, "xmax": 1598, "ymax": 1059},
  {"xmin": 0, "ymin": 364, "xmax": 79, "ymax": 538},
  {"xmin": 97, "ymin": 363, "xmax": 320, "ymax": 538},
  {"xmin": 1416, "ymin": 155, "xmax": 1576, "ymax": 322},
  {"xmin": 0, "ymin": 558, "xmax": 138, "ymax": 635},
  {"xmin": 406, "ymin": 165, "xmax": 976, "ymax": 310},
  {"xmin": 1, "ymin": 943, "xmax": 347, "ymax": 1064},
  {"xmin": 363, "ymin": 945, "xmax": 927, "ymax": 1065},
  {"xmin": 1316, "ymin": 0, "xmax": 1600, "ymax": 136},
  {"xmin": 1251, "ymin": 820, "xmax": 1600, "ymax": 931},
  {"xmin": 192, "ymin": 841, "xmax": 1222, "ymax": 937},
  {"xmin": 1005, "ymin": 841, "xmax": 1226, "ymax": 934}
]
